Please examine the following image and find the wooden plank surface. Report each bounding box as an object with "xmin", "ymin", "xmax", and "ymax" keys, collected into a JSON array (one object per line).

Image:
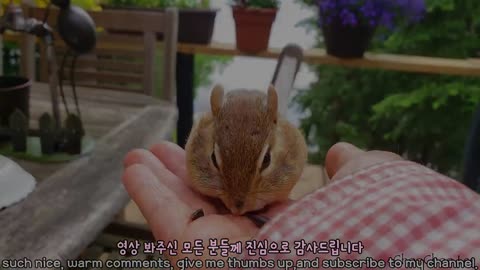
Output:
[
  {"xmin": 0, "ymin": 82, "xmax": 177, "ymax": 263},
  {"xmin": 177, "ymin": 42, "xmax": 480, "ymax": 77}
]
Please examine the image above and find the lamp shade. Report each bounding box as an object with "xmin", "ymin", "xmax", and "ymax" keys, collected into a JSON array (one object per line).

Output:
[{"xmin": 57, "ymin": 5, "xmax": 96, "ymax": 54}]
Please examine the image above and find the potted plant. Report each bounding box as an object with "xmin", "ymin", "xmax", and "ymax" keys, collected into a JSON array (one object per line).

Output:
[
  {"xmin": 231, "ymin": 0, "xmax": 279, "ymax": 53},
  {"xmin": 101, "ymin": 0, "xmax": 218, "ymax": 44},
  {"xmin": 317, "ymin": 0, "xmax": 426, "ymax": 58}
]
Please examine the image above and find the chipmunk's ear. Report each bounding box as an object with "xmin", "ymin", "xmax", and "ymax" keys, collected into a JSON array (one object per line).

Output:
[
  {"xmin": 210, "ymin": 84, "xmax": 224, "ymax": 117},
  {"xmin": 267, "ymin": 84, "xmax": 278, "ymax": 123}
]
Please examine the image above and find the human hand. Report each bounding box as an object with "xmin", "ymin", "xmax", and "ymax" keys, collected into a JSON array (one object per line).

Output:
[
  {"xmin": 122, "ymin": 141, "xmax": 290, "ymax": 265},
  {"xmin": 122, "ymin": 141, "xmax": 402, "ymax": 266}
]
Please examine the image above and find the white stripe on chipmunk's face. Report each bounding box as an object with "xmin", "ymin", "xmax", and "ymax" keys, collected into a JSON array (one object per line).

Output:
[
  {"xmin": 256, "ymin": 143, "xmax": 272, "ymax": 175},
  {"xmin": 211, "ymin": 143, "xmax": 222, "ymax": 169},
  {"xmin": 208, "ymin": 142, "xmax": 224, "ymax": 191}
]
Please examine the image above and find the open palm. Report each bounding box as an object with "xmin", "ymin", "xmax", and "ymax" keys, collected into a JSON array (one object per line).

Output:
[{"xmin": 122, "ymin": 141, "xmax": 290, "ymax": 263}]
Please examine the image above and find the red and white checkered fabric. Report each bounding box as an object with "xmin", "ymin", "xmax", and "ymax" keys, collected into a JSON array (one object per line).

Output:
[{"xmin": 241, "ymin": 160, "xmax": 480, "ymax": 269}]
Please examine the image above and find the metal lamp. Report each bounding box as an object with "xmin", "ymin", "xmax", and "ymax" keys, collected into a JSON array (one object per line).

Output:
[{"xmin": 0, "ymin": 0, "xmax": 96, "ymax": 129}]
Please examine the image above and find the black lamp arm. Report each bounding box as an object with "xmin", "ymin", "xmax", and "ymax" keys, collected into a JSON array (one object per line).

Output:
[
  {"xmin": 0, "ymin": 4, "xmax": 54, "ymax": 39},
  {"xmin": 0, "ymin": 1, "xmax": 95, "ymax": 131},
  {"xmin": 0, "ymin": 1, "xmax": 96, "ymax": 54}
]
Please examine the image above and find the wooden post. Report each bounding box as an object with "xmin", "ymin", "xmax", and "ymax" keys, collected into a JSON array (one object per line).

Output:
[
  {"xmin": 46, "ymin": 44, "xmax": 62, "ymax": 130},
  {"xmin": 162, "ymin": 8, "xmax": 178, "ymax": 102},
  {"xmin": 64, "ymin": 114, "xmax": 83, "ymax": 155},
  {"xmin": 176, "ymin": 52, "xmax": 194, "ymax": 148},
  {"xmin": 8, "ymin": 109, "xmax": 28, "ymax": 152},
  {"xmin": 0, "ymin": 35, "xmax": 4, "ymax": 76},
  {"xmin": 20, "ymin": 34, "xmax": 36, "ymax": 81},
  {"xmin": 143, "ymin": 31, "xmax": 156, "ymax": 96},
  {"xmin": 39, "ymin": 112, "xmax": 55, "ymax": 154},
  {"xmin": 38, "ymin": 42, "xmax": 49, "ymax": 82}
]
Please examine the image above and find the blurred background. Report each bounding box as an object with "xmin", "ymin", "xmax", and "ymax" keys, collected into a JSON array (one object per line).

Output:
[
  {"xmin": 3, "ymin": 0, "xmax": 480, "ymax": 181},
  {"xmin": 1, "ymin": 0, "xmax": 479, "ymax": 260}
]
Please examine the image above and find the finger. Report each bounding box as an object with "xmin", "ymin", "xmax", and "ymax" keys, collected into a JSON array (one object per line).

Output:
[
  {"xmin": 150, "ymin": 142, "xmax": 188, "ymax": 181},
  {"xmin": 331, "ymin": 150, "xmax": 403, "ymax": 181},
  {"xmin": 124, "ymin": 149, "xmax": 216, "ymax": 213},
  {"xmin": 325, "ymin": 142, "xmax": 365, "ymax": 179},
  {"xmin": 122, "ymin": 164, "xmax": 192, "ymax": 241},
  {"xmin": 173, "ymin": 215, "xmax": 258, "ymax": 263},
  {"xmin": 184, "ymin": 215, "xmax": 258, "ymax": 241},
  {"xmin": 264, "ymin": 200, "xmax": 294, "ymax": 218},
  {"xmin": 247, "ymin": 200, "xmax": 294, "ymax": 223},
  {"xmin": 325, "ymin": 142, "xmax": 403, "ymax": 181}
]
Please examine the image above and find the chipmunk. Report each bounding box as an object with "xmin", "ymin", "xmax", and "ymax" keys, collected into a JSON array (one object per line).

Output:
[{"xmin": 185, "ymin": 84, "xmax": 307, "ymax": 224}]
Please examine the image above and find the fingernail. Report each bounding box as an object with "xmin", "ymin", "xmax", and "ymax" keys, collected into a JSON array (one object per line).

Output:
[
  {"xmin": 162, "ymin": 141, "xmax": 182, "ymax": 151},
  {"xmin": 325, "ymin": 142, "xmax": 364, "ymax": 179},
  {"xmin": 336, "ymin": 142, "xmax": 362, "ymax": 156}
]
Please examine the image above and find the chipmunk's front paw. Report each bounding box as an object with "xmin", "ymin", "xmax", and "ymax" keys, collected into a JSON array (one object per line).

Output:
[{"xmin": 190, "ymin": 208, "xmax": 205, "ymax": 222}]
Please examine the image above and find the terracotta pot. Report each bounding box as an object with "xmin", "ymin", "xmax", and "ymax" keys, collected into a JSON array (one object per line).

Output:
[
  {"xmin": 232, "ymin": 7, "xmax": 277, "ymax": 53},
  {"xmin": 321, "ymin": 17, "xmax": 377, "ymax": 58}
]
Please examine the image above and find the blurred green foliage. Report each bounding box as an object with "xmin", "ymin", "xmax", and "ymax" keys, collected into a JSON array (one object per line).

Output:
[
  {"xmin": 153, "ymin": 52, "xmax": 231, "ymax": 98},
  {"xmin": 2, "ymin": 41, "xmax": 20, "ymax": 76},
  {"xmin": 194, "ymin": 54, "xmax": 231, "ymax": 93},
  {"xmin": 70, "ymin": 0, "xmax": 103, "ymax": 10},
  {"xmin": 0, "ymin": 0, "xmax": 102, "ymax": 12},
  {"xmin": 295, "ymin": 0, "xmax": 480, "ymax": 178}
]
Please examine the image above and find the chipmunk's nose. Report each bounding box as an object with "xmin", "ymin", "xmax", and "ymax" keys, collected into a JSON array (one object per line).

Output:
[
  {"xmin": 230, "ymin": 200, "xmax": 245, "ymax": 215},
  {"xmin": 235, "ymin": 200, "xmax": 244, "ymax": 209}
]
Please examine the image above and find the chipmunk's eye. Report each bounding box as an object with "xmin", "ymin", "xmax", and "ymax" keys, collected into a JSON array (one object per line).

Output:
[
  {"xmin": 211, "ymin": 151, "xmax": 219, "ymax": 170},
  {"xmin": 261, "ymin": 150, "xmax": 271, "ymax": 171}
]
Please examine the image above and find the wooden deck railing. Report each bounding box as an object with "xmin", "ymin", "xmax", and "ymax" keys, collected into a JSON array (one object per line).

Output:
[
  {"xmin": 3, "ymin": 32, "xmax": 480, "ymax": 77},
  {"xmin": 176, "ymin": 43, "xmax": 480, "ymax": 77},
  {"xmin": 4, "ymin": 31, "xmax": 480, "ymax": 147}
]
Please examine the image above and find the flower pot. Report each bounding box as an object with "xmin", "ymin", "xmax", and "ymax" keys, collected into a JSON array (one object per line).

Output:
[
  {"xmin": 178, "ymin": 9, "xmax": 217, "ymax": 44},
  {"xmin": 232, "ymin": 7, "xmax": 277, "ymax": 54},
  {"xmin": 101, "ymin": 6, "xmax": 218, "ymax": 44},
  {"xmin": 321, "ymin": 18, "xmax": 377, "ymax": 58},
  {"xmin": 0, "ymin": 76, "xmax": 30, "ymax": 139}
]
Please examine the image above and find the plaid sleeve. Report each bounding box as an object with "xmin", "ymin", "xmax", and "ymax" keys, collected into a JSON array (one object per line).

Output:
[{"xmin": 239, "ymin": 160, "xmax": 480, "ymax": 268}]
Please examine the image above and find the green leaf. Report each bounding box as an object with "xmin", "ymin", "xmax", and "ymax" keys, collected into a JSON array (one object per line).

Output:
[
  {"xmin": 294, "ymin": 0, "xmax": 480, "ymax": 176},
  {"xmin": 426, "ymin": 0, "xmax": 455, "ymax": 11}
]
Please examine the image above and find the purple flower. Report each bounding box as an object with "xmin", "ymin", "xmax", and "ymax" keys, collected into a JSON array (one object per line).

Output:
[
  {"xmin": 317, "ymin": 0, "xmax": 425, "ymax": 30},
  {"xmin": 340, "ymin": 9, "xmax": 358, "ymax": 26},
  {"xmin": 402, "ymin": 0, "xmax": 426, "ymax": 22}
]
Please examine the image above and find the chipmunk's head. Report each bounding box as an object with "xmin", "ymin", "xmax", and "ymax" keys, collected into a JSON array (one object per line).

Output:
[{"xmin": 185, "ymin": 84, "xmax": 306, "ymax": 215}]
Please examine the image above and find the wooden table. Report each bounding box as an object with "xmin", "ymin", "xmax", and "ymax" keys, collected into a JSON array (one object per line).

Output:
[
  {"xmin": 175, "ymin": 42, "xmax": 480, "ymax": 147},
  {"xmin": 0, "ymin": 82, "xmax": 177, "ymax": 261}
]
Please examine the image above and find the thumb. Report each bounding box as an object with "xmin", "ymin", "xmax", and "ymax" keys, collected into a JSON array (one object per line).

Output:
[
  {"xmin": 325, "ymin": 142, "xmax": 403, "ymax": 181},
  {"xmin": 325, "ymin": 142, "xmax": 365, "ymax": 179}
]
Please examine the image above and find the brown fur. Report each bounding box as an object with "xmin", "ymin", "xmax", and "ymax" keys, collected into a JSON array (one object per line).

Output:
[{"xmin": 185, "ymin": 86, "xmax": 308, "ymax": 215}]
